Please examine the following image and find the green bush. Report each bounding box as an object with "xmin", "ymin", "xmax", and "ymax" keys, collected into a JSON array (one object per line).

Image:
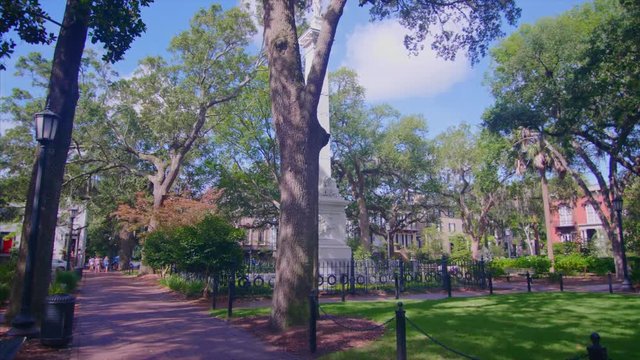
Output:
[
  {"xmin": 183, "ymin": 279, "xmax": 205, "ymax": 298},
  {"xmin": 586, "ymin": 257, "xmax": 614, "ymax": 275},
  {"xmin": 0, "ymin": 258, "xmax": 17, "ymax": 285},
  {"xmin": 513, "ymin": 256, "xmax": 551, "ymax": 274},
  {"xmin": 553, "ymin": 241, "xmax": 581, "ymax": 256},
  {"xmin": 0, "ymin": 283, "xmax": 10, "ymax": 303},
  {"xmin": 555, "ymin": 254, "xmax": 589, "ymax": 275},
  {"xmin": 49, "ymin": 282, "xmax": 66, "ymax": 295},
  {"xmin": 487, "ymin": 258, "xmax": 517, "ymax": 277},
  {"xmin": 53, "ymin": 271, "xmax": 80, "ymax": 293},
  {"xmin": 160, "ymin": 274, "xmax": 205, "ymax": 298}
]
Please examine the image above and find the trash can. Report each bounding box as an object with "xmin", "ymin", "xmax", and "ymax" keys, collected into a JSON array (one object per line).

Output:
[
  {"xmin": 41, "ymin": 294, "xmax": 75, "ymax": 347},
  {"xmin": 74, "ymin": 266, "xmax": 83, "ymax": 280}
]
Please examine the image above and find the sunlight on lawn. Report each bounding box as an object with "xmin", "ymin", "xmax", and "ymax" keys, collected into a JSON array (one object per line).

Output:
[{"xmin": 213, "ymin": 293, "xmax": 640, "ymax": 360}]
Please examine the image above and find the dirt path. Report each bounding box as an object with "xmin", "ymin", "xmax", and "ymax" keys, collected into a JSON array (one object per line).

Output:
[{"xmin": 71, "ymin": 272, "xmax": 297, "ymax": 360}]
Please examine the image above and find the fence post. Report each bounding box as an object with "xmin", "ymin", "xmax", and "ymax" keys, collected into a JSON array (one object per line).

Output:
[
  {"xmin": 559, "ymin": 273, "xmax": 564, "ymax": 292},
  {"xmin": 399, "ymin": 260, "xmax": 405, "ymax": 292},
  {"xmin": 211, "ymin": 273, "xmax": 218, "ymax": 310},
  {"xmin": 607, "ymin": 273, "xmax": 613, "ymax": 294},
  {"xmin": 395, "ymin": 273, "xmax": 400, "ymax": 300},
  {"xmin": 350, "ymin": 253, "xmax": 356, "ymax": 295},
  {"xmin": 396, "ymin": 302, "xmax": 407, "ymax": 360},
  {"xmin": 479, "ymin": 257, "xmax": 487, "ymax": 289},
  {"xmin": 441, "ymin": 255, "xmax": 447, "ymax": 292},
  {"xmin": 442, "ymin": 255, "xmax": 451, "ymax": 298},
  {"xmin": 228, "ymin": 266, "xmax": 235, "ymax": 318},
  {"xmin": 526, "ymin": 271, "xmax": 532, "ymax": 293},
  {"xmin": 587, "ymin": 332, "xmax": 608, "ymax": 360},
  {"xmin": 309, "ymin": 291, "xmax": 317, "ymax": 354},
  {"xmin": 341, "ymin": 276, "xmax": 346, "ymax": 302},
  {"xmin": 488, "ymin": 272, "xmax": 493, "ymax": 295}
]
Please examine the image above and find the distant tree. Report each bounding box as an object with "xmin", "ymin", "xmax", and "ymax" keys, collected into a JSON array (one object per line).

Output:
[
  {"xmin": 103, "ymin": 5, "xmax": 259, "ymax": 229},
  {"xmin": 368, "ymin": 114, "xmax": 440, "ymax": 258},
  {"xmin": 483, "ymin": 0, "xmax": 637, "ymax": 278},
  {"xmin": 212, "ymin": 70, "xmax": 280, "ymax": 227},
  {"xmin": 330, "ymin": 67, "xmax": 387, "ymax": 249},
  {"xmin": 435, "ymin": 125, "xmax": 512, "ymax": 260}
]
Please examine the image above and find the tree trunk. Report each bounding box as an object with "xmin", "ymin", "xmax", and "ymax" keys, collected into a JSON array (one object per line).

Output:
[
  {"xmin": 263, "ymin": 0, "xmax": 343, "ymax": 330},
  {"xmin": 118, "ymin": 229, "xmax": 136, "ymax": 271},
  {"xmin": 356, "ymin": 195, "xmax": 371, "ymax": 249},
  {"xmin": 532, "ymin": 223, "xmax": 541, "ymax": 256},
  {"xmin": 470, "ymin": 235, "xmax": 480, "ymax": 260},
  {"xmin": 7, "ymin": 0, "xmax": 90, "ymax": 323},
  {"xmin": 539, "ymin": 169, "xmax": 555, "ymax": 272}
]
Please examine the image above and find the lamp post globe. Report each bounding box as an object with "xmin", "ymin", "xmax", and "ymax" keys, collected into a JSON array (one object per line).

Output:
[
  {"xmin": 34, "ymin": 108, "xmax": 60, "ymax": 143},
  {"xmin": 9, "ymin": 108, "xmax": 59, "ymax": 337},
  {"xmin": 613, "ymin": 196, "xmax": 633, "ymax": 291}
]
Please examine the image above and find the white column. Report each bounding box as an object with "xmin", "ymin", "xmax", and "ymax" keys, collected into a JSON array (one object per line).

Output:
[{"xmin": 299, "ymin": 15, "xmax": 351, "ymax": 261}]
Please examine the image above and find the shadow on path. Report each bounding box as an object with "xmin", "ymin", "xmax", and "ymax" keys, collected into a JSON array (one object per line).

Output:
[{"xmin": 73, "ymin": 272, "xmax": 296, "ymax": 360}]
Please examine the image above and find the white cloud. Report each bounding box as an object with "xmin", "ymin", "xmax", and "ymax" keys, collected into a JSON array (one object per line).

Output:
[{"xmin": 342, "ymin": 20, "xmax": 470, "ymax": 101}]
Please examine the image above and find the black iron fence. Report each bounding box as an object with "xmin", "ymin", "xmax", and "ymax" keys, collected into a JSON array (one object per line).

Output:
[{"xmin": 171, "ymin": 256, "xmax": 489, "ymax": 304}]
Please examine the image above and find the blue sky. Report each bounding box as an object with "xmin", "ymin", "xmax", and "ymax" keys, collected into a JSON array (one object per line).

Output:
[{"xmin": 0, "ymin": 0, "xmax": 589, "ymax": 137}]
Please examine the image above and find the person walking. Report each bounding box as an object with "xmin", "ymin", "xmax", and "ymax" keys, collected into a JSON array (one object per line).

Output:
[
  {"xmin": 103, "ymin": 256, "xmax": 110, "ymax": 273},
  {"xmin": 94, "ymin": 255, "xmax": 101, "ymax": 273},
  {"xmin": 88, "ymin": 257, "xmax": 95, "ymax": 272}
]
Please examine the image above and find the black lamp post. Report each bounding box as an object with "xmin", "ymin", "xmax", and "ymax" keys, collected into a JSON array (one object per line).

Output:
[
  {"xmin": 66, "ymin": 207, "xmax": 78, "ymax": 271},
  {"xmin": 9, "ymin": 107, "xmax": 59, "ymax": 336},
  {"xmin": 613, "ymin": 196, "xmax": 633, "ymax": 291}
]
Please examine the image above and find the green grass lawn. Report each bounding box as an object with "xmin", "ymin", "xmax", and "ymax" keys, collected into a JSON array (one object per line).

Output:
[{"xmin": 212, "ymin": 292, "xmax": 640, "ymax": 359}]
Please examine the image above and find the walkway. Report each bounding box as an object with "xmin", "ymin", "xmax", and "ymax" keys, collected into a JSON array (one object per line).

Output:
[{"xmin": 71, "ymin": 272, "xmax": 296, "ymax": 360}]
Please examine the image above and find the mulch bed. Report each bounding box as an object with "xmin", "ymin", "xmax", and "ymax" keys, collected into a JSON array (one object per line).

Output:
[{"xmin": 230, "ymin": 315, "xmax": 386, "ymax": 359}]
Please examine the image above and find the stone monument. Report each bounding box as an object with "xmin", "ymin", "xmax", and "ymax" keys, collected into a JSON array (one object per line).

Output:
[{"xmin": 299, "ymin": 5, "xmax": 352, "ymax": 261}]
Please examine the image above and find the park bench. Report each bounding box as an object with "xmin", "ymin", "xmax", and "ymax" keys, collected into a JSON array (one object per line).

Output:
[
  {"xmin": 0, "ymin": 336, "xmax": 26, "ymax": 360},
  {"xmin": 503, "ymin": 268, "xmax": 535, "ymax": 282}
]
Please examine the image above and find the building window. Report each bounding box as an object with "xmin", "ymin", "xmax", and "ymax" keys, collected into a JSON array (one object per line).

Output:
[
  {"xmin": 561, "ymin": 232, "xmax": 574, "ymax": 242},
  {"xmin": 586, "ymin": 204, "xmax": 600, "ymax": 224},
  {"xmin": 558, "ymin": 205, "xmax": 573, "ymax": 226},
  {"xmin": 244, "ymin": 230, "xmax": 251, "ymax": 245},
  {"xmin": 448, "ymin": 223, "xmax": 456, "ymax": 233}
]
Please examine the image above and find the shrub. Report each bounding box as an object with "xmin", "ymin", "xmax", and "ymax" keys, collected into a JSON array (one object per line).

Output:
[
  {"xmin": 160, "ymin": 274, "xmax": 205, "ymax": 298},
  {"xmin": 513, "ymin": 256, "xmax": 551, "ymax": 274},
  {"xmin": 183, "ymin": 279, "xmax": 205, "ymax": 298},
  {"xmin": 487, "ymin": 258, "xmax": 517, "ymax": 277},
  {"xmin": 631, "ymin": 267, "xmax": 640, "ymax": 283},
  {"xmin": 0, "ymin": 258, "xmax": 17, "ymax": 284},
  {"xmin": 554, "ymin": 254, "xmax": 589, "ymax": 275},
  {"xmin": 49, "ymin": 282, "xmax": 66, "ymax": 295},
  {"xmin": 53, "ymin": 271, "xmax": 80, "ymax": 293},
  {"xmin": 0, "ymin": 283, "xmax": 10, "ymax": 303},
  {"xmin": 586, "ymin": 257, "xmax": 614, "ymax": 275},
  {"xmin": 553, "ymin": 241, "xmax": 581, "ymax": 256}
]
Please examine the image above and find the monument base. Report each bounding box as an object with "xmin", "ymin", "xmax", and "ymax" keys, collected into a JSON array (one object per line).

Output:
[{"xmin": 318, "ymin": 183, "xmax": 351, "ymax": 262}]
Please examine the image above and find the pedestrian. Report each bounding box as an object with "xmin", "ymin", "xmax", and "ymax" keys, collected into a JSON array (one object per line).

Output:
[
  {"xmin": 94, "ymin": 255, "xmax": 100, "ymax": 273},
  {"xmin": 88, "ymin": 257, "xmax": 94, "ymax": 272},
  {"xmin": 104, "ymin": 256, "xmax": 109, "ymax": 273}
]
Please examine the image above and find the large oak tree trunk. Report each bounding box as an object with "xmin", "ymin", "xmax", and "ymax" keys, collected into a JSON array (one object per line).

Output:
[
  {"xmin": 8, "ymin": 0, "xmax": 89, "ymax": 322},
  {"xmin": 263, "ymin": 0, "xmax": 343, "ymax": 329}
]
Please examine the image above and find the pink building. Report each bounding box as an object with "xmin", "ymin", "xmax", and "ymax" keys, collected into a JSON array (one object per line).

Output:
[{"xmin": 550, "ymin": 193, "xmax": 607, "ymax": 245}]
